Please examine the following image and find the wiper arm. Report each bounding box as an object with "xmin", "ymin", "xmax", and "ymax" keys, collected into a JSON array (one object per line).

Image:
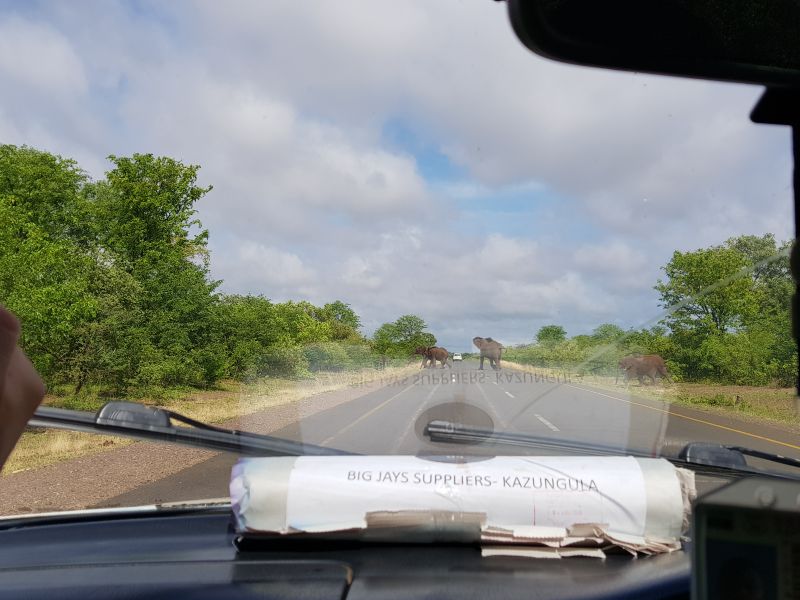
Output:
[
  {"xmin": 30, "ymin": 401, "xmax": 352, "ymax": 457},
  {"xmin": 425, "ymin": 420, "xmax": 800, "ymax": 480},
  {"xmin": 425, "ymin": 420, "xmax": 647, "ymax": 457},
  {"xmin": 682, "ymin": 442, "xmax": 800, "ymax": 471}
]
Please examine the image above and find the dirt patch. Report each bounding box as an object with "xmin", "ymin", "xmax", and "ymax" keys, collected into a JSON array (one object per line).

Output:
[{"xmin": 0, "ymin": 371, "xmax": 410, "ymax": 516}]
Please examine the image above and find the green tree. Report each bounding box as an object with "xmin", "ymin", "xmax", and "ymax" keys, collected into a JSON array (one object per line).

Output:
[
  {"xmin": 725, "ymin": 234, "xmax": 794, "ymax": 385},
  {"xmin": 591, "ymin": 323, "xmax": 625, "ymax": 343},
  {"xmin": 91, "ymin": 154, "xmax": 221, "ymax": 389},
  {"xmin": 0, "ymin": 198, "xmax": 98, "ymax": 379},
  {"xmin": 320, "ymin": 301, "xmax": 362, "ymax": 341},
  {"xmin": 371, "ymin": 315, "xmax": 435, "ymax": 360},
  {"xmin": 393, "ymin": 315, "xmax": 435, "ymax": 355},
  {"xmin": 655, "ymin": 246, "xmax": 757, "ymax": 336},
  {"xmin": 536, "ymin": 325, "xmax": 566, "ymax": 345},
  {"xmin": 0, "ymin": 144, "xmax": 90, "ymax": 242}
]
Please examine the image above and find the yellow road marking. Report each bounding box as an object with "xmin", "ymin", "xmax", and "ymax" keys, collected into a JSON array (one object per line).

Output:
[{"xmin": 567, "ymin": 384, "xmax": 800, "ymax": 452}]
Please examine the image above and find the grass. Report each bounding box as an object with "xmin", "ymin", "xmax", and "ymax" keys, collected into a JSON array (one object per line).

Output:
[
  {"xmin": 3, "ymin": 430, "xmax": 133, "ymax": 475},
  {"xmin": 503, "ymin": 361, "xmax": 800, "ymax": 430},
  {"xmin": 3, "ymin": 364, "xmax": 417, "ymax": 476}
]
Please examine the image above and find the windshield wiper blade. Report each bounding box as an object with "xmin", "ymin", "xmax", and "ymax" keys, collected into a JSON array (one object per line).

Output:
[
  {"xmin": 425, "ymin": 420, "xmax": 800, "ymax": 480},
  {"xmin": 424, "ymin": 420, "xmax": 646, "ymax": 457},
  {"xmin": 30, "ymin": 401, "xmax": 352, "ymax": 457},
  {"xmin": 718, "ymin": 445, "xmax": 800, "ymax": 470}
]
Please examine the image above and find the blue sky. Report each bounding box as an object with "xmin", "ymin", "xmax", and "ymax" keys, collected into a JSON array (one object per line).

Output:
[{"xmin": 0, "ymin": 1, "xmax": 793, "ymax": 352}]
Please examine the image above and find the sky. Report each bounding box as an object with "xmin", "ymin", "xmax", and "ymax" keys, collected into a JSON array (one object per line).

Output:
[{"xmin": 0, "ymin": 0, "xmax": 794, "ymax": 352}]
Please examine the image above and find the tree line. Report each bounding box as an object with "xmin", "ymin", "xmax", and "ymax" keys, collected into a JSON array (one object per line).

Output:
[
  {"xmin": 505, "ymin": 234, "xmax": 795, "ymax": 387},
  {"xmin": 0, "ymin": 145, "xmax": 439, "ymax": 397},
  {"xmin": 2, "ymin": 145, "xmax": 793, "ymax": 395}
]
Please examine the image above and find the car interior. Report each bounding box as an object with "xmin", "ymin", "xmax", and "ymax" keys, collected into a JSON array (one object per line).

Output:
[{"xmin": 1, "ymin": 1, "xmax": 799, "ymax": 599}]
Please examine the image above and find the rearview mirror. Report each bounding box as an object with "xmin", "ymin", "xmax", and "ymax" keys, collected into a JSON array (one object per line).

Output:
[{"xmin": 507, "ymin": 0, "xmax": 800, "ymax": 87}]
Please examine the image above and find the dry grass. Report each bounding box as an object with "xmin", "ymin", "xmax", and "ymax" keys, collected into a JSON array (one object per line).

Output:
[
  {"xmin": 4, "ymin": 431, "xmax": 133, "ymax": 475},
  {"xmin": 159, "ymin": 365, "xmax": 417, "ymax": 424},
  {"xmin": 503, "ymin": 361, "xmax": 800, "ymax": 430},
  {"xmin": 3, "ymin": 365, "xmax": 417, "ymax": 476}
]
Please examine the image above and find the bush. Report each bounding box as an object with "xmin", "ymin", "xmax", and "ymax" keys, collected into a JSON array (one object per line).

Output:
[
  {"xmin": 190, "ymin": 344, "xmax": 228, "ymax": 387},
  {"xmin": 303, "ymin": 342, "xmax": 350, "ymax": 372},
  {"xmin": 258, "ymin": 345, "xmax": 310, "ymax": 378},
  {"xmin": 342, "ymin": 343, "xmax": 378, "ymax": 369},
  {"xmin": 226, "ymin": 339, "xmax": 263, "ymax": 380}
]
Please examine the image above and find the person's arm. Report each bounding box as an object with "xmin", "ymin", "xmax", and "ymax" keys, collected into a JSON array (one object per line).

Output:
[{"xmin": 0, "ymin": 306, "xmax": 46, "ymax": 471}]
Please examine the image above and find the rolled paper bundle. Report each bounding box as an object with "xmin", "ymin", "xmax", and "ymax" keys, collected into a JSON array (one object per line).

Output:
[{"xmin": 230, "ymin": 455, "xmax": 695, "ymax": 557}]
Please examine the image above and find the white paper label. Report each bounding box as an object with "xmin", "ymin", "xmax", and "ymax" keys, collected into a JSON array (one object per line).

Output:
[{"xmin": 273, "ymin": 455, "xmax": 649, "ymax": 536}]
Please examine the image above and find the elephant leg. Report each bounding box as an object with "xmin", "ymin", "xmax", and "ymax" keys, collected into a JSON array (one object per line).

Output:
[{"xmin": 478, "ymin": 355, "xmax": 484, "ymax": 370}]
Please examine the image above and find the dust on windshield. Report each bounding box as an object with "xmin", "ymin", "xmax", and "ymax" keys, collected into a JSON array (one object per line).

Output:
[{"xmin": 0, "ymin": 1, "xmax": 797, "ymax": 516}]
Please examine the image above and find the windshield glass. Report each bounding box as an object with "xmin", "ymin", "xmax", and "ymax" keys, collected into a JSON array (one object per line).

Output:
[{"xmin": 0, "ymin": 1, "xmax": 798, "ymax": 517}]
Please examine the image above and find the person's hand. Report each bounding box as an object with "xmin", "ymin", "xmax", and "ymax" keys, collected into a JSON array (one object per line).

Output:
[{"xmin": 0, "ymin": 306, "xmax": 46, "ymax": 471}]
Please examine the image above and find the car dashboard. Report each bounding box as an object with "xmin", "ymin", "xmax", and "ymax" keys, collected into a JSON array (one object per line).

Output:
[{"xmin": 0, "ymin": 506, "xmax": 691, "ymax": 600}]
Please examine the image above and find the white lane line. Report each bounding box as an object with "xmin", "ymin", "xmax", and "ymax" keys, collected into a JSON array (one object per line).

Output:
[
  {"xmin": 491, "ymin": 381, "xmax": 498, "ymax": 385},
  {"xmin": 321, "ymin": 382, "xmax": 416, "ymax": 446},
  {"xmin": 476, "ymin": 381, "xmax": 509, "ymax": 431},
  {"xmin": 391, "ymin": 383, "xmax": 441, "ymax": 452},
  {"xmin": 504, "ymin": 391, "xmax": 514, "ymax": 398},
  {"xmin": 534, "ymin": 413, "xmax": 560, "ymax": 432}
]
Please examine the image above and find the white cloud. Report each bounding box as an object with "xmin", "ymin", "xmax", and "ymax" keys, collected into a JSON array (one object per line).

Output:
[
  {"xmin": 0, "ymin": 0, "xmax": 792, "ymax": 350},
  {"xmin": 216, "ymin": 241, "xmax": 317, "ymax": 299},
  {"xmin": 573, "ymin": 240, "xmax": 651, "ymax": 291},
  {"xmin": 0, "ymin": 16, "xmax": 87, "ymax": 95}
]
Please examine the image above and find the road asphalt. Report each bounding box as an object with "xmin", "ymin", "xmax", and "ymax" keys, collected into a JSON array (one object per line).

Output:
[{"xmin": 99, "ymin": 360, "xmax": 800, "ymax": 507}]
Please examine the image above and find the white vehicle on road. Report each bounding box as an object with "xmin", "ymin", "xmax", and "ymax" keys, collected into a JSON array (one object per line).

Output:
[{"xmin": 452, "ymin": 353, "xmax": 463, "ymax": 361}]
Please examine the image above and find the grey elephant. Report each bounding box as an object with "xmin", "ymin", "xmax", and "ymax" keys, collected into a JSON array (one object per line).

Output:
[{"xmin": 473, "ymin": 337, "xmax": 503, "ymax": 370}]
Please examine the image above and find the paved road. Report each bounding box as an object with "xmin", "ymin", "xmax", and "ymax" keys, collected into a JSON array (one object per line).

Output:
[{"xmin": 101, "ymin": 360, "xmax": 800, "ymax": 507}]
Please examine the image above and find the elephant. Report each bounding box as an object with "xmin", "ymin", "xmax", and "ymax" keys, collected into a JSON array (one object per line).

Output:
[
  {"xmin": 473, "ymin": 337, "xmax": 503, "ymax": 370},
  {"xmin": 413, "ymin": 346, "xmax": 453, "ymax": 369},
  {"xmin": 616, "ymin": 354, "xmax": 671, "ymax": 385}
]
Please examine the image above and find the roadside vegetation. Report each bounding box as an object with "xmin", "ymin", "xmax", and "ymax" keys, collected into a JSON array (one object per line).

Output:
[
  {"xmin": 505, "ymin": 233, "xmax": 795, "ymax": 388},
  {"xmin": 502, "ymin": 236, "xmax": 797, "ymax": 428},
  {"xmin": 6, "ymin": 364, "xmax": 417, "ymax": 475},
  {"xmin": 1, "ymin": 143, "xmax": 796, "ymax": 470},
  {"xmin": 504, "ymin": 361, "xmax": 798, "ymax": 429},
  {"xmin": 0, "ymin": 144, "xmax": 442, "ymax": 474},
  {"xmin": 0, "ymin": 145, "xmax": 435, "ymax": 400}
]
